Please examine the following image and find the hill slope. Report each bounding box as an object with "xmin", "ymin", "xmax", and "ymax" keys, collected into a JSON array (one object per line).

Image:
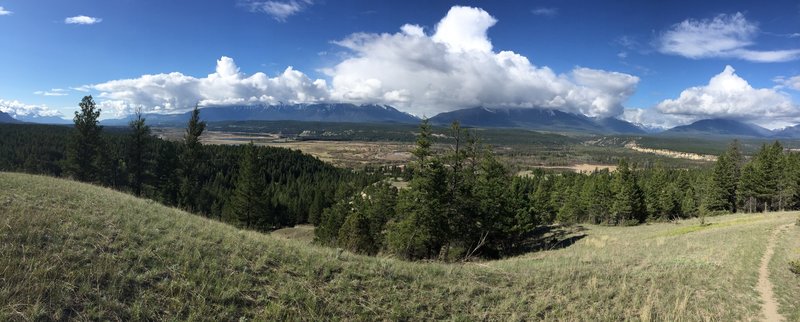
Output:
[{"xmin": 1, "ymin": 173, "xmax": 798, "ymax": 320}]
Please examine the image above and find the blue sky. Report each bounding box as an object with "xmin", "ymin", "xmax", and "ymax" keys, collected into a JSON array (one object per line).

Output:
[{"xmin": 1, "ymin": 0, "xmax": 799, "ymax": 128}]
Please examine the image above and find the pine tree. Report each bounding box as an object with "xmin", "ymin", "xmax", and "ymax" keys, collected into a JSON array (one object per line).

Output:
[
  {"xmin": 708, "ymin": 141, "xmax": 742, "ymax": 213},
  {"xmin": 645, "ymin": 162, "xmax": 669, "ymax": 219},
  {"xmin": 472, "ymin": 153, "xmax": 515, "ymax": 256},
  {"xmin": 128, "ymin": 109, "xmax": 151, "ymax": 196},
  {"xmin": 581, "ymin": 170, "xmax": 613, "ymax": 224},
  {"xmin": 68, "ymin": 96, "xmax": 102, "ymax": 182},
  {"xmin": 412, "ymin": 118, "xmax": 433, "ymax": 165},
  {"xmin": 530, "ymin": 175, "xmax": 555, "ymax": 224},
  {"xmin": 179, "ymin": 104, "xmax": 207, "ymax": 212},
  {"xmin": 738, "ymin": 161, "xmax": 761, "ymax": 213},
  {"xmin": 610, "ymin": 159, "xmax": 645, "ymax": 225},
  {"xmin": 232, "ymin": 142, "xmax": 267, "ymax": 229}
]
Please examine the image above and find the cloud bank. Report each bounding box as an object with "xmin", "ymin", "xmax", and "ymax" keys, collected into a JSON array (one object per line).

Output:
[
  {"xmin": 622, "ymin": 66, "xmax": 800, "ymax": 130},
  {"xmin": 328, "ymin": 6, "xmax": 639, "ymax": 117},
  {"xmin": 0, "ymin": 6, "xmax": 12, "ymax": 16},
  {"xmin": 0, "ymin": 99, "xmax": 63, "ymax": 119},
  {"xmin": 65, "ymin": 15, "xmax": 102, "ymax": 25},
  {"xmin": 78, "ymin": 6, "xmax": 639, "ymax": 119},
  {"xmin": 87, "ymin": 56, "xmax": 329, "ymax": 117},
  {"xmin": 54, "ymin": 6, "xmax": 800, "ymax": 129},
  {"xmin": 657, "ymin": 13, "xmax": 800, "ymax": 62}
]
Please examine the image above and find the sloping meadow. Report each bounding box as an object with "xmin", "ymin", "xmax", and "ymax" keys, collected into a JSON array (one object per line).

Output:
[{"xmin": 0, "ymin": 172, "xmax": 797, "ymax": 320}]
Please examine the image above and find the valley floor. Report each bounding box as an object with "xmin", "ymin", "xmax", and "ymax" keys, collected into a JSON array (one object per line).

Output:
[{"xmin": 1, "ymin": 172, "xmax": 798, "ymax": 320}]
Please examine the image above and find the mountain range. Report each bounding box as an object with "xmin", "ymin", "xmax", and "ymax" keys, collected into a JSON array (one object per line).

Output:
[
  {"xmin": 428, "ymin": 107, "xmax": 645, "ymax": 134},
  {"xmin": 101, "ymin": 103, "xmax": 419, "ymax": 126},
  {"xmin": 660, "ymin": 119, "xmax": 774, "ymax": 138},
  {"xmin": 0, "ymin": 111, "xmax": 21, "ymax": 123},
  {"xmin": 8, "ymin": 103, "xmax": 800, "ymax": 138}
]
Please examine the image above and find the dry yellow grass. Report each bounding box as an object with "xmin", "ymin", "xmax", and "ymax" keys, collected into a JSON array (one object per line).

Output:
[{"xmin": 1, "ymin": 172, "xmax": 797, "ymax": 320}]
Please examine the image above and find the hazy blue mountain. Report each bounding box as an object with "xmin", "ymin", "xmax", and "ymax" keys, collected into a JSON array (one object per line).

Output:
[
  {"xmin": 661, "ymin": 119, "xmax": 773, "ymax": 138},
  {"xmin": 102, "ymin": 103, "xmax": 420, "ymax": 126},
  {"xmin": 429, "ymin": 107, "xmax": 644, "ymax": 134},
  {"xmin": 0, "ymin": 111, "xmax": 21, "ymax": 123},
  {"xmin": 772, "ymin": 124, "xmax": 800, "ymax": 138},
  {"xmin": 594, "ymin": 117, "xmax": 647, "ymax": 134},
  {"xmin": 15, "ymin": 114, "xmax": 71, "ymax": 124}
]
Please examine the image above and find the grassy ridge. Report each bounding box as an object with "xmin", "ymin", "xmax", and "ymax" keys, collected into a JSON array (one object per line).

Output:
[{"xmin": 1, "ymin": 172, "xmax": 798, "ymax": 320}]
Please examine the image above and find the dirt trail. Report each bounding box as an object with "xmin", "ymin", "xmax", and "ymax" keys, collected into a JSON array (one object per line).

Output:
[{"xmin": 757, "ymin": 224, "xmax": 792, "ymax": 322}]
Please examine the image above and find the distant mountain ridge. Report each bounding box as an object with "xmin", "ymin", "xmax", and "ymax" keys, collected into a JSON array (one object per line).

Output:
[
  {"xmin": 100, "ymin": 104, "xmax": 649, "ymax": 134},
  {"xmin": 661, "ymin": 119, "xmax": 773, "ymax": 138},
  {"xmin": 86, "ymin": 104, "xmax": 800, "ymax": 138},
  {"xmin": 772, "ymin": 124, "xmax": 800, "ymax": 138},
  {"xmin": 429, "ymin": 107, "xmax": 645, "ymax": 134},
  {"xmin": 102, "ymin": 103, "xmax": 420, "ymax": 126},
  {"xmin": 0, "ymin": 111, "xmax": 21, "ymax": 123}
]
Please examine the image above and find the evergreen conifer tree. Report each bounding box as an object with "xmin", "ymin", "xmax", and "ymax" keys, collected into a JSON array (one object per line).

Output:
[
  {"xmin": 68, "ymin": 96, "xmax": 102, "ymax": 182},
  {"xmin": 128, "ymin": 109, "xmax": 151, "ymax": 196},
  {"xmin": 232, "ymin": 142, "xmax": 267, "ymax": 228}
]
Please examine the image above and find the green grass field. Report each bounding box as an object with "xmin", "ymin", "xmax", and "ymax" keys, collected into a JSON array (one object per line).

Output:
[{"xmin": 1, "ymin": 172, "xmax": 798, "ymax": 320}]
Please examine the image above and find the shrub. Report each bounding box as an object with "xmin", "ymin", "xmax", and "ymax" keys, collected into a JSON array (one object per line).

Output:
[{"xmin": 790, "ymin": 260, "xmax": 800, "ymax": 276}]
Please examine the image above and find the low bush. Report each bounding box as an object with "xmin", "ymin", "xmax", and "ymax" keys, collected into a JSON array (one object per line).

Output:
[{"xmin": 790, "ymin": 259, "xmax": 800, "ymax": 276}]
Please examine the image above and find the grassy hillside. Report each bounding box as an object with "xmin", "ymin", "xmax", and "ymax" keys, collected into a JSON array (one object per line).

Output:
[{"xmin": 1, "ymin": 172, "xmax": 798, "ymax": 320}]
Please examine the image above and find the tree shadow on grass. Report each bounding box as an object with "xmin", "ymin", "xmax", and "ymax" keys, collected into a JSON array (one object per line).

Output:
[{"xmin": 516, "ymin": 224, "xmax": 587, "ymax": 253}]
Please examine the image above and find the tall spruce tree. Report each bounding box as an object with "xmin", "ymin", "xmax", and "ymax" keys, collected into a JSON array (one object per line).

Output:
[
  {"xmin": 708, "ymin": 141, "xmax": 742, "ymax": 213},
  {"xmin": 738, "ymin": 161, "xmax": 761, "ymax": 213},
  {"xmin": 179, "ymin": 104, "xmax": 207, "ymax": 212},
  {"xmin": 610, "ymin": 159, "xmax": 645, "ymax": 224},
  {"xmin": 128, "ymin": 109, "xmax": 151, "ymax": 196},
  {"xmin": 232, "ymin": 142, "xmax": 267, "ymax": 229},
  {"xmin": 68, "ymin": 95, "xmax": 102, "ymax": 182},
  {"xmin": 412, "ymin": 118, "xmax": 433, "ymax": 165}
]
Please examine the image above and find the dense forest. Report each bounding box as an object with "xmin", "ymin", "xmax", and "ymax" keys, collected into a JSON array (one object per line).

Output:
[
  {"xmin": 317, "ymin": 120, "xmax": 800, "ymax": 260},
  {"xmin": 0, "ymin": 96, "xmax": 379, "ymax": 230},
  {"xmin": 4, "ymin": 96, "xmax": 800, "ymax": 261}
]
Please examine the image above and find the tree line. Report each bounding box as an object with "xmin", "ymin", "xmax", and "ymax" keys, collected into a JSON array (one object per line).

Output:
[
  {"xmin": 316, "ymin": 120, "xmax": 800, "ymax": 260},
  {"xmin": 0, "ymin": 96, "xmax": 379, "ymax": 230}
]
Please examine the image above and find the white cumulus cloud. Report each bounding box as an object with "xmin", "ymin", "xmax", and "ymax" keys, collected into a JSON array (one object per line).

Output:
[
  {"xmin": 657, "ymin": 13, "xmax": 800, "ymax": 62},
  {"xmin": 328, "ymin": 6, "xmax": 639, "ymax": 117},
  {"xmin": 655, "ymin": 65, "xmax": 799, "ymax": 129},
  {"xmin": 774, "ymin": 75, "xmax": 800, "ymax": 91},
  {"xmin": 85, "ymin": 56, "xmax": 329, "ymax": 118},
  {"xmin": 0, "ymin": 6, "xmax": 12, "ymax": 16},
  {"xmin": 0, "ymin": 99, "xmax": 63, "ymax": 118},
  {"xmin": 65, "ymin": 15, "xmax": 102, "ymax": 25}
]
